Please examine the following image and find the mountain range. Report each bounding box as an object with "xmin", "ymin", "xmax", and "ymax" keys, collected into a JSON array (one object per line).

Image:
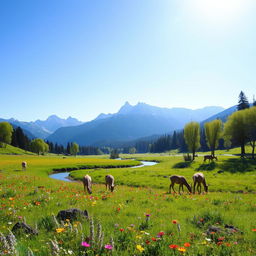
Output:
[
  {"xmin": 2, "ymin": 102, "xmax": 239, "ymax": 146},
  {"xmin": 0, "ymin": 115, "xmax": 82, "ymax": 139},
  {"xmin": 46, "ymin": 102, "xmax": 225, "ymax": 146}
]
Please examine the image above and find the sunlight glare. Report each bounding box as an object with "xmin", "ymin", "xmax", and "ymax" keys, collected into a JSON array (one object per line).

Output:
[{"xmin": 191, "ymin": 0, "xmax": 253, "ymax": 26}]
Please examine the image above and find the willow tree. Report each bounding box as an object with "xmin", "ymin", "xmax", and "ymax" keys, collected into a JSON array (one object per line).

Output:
[
  {"xmin": 184, "ymin": 122, "xmax": 200, "ymax": 160},
  {"xmin": 0, "ymin": 122, "xmax": 13, "ymax": 148},
  {"xmin": 30, "ymin": 138, "xmax": 49, "ymax": 155},
  {"xmin": 70, "ymin": 142, "xmax": 79, "ymax": 156},
  {"xmin": 224, "ymin": 110, "xmax": 247, "ymax": 157},
  {"xmin": 245, "ymin": 107, "xmax": 256, "ymax": 158},
  {"xmin": 204, "ymin": 119, "xmax": 223, "ymax": 157}
]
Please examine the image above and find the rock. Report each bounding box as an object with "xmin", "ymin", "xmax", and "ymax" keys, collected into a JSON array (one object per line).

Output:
[
  {"xmin": 12, "ymin": 222, "xmax": 38, "ymax": 235},
  {"xmin": 56, "ymin": 208, "xmax": 88, "ymax": 222},
  {"xmin": 225, "ymin": 224, "xmax": 242, "ymax": 234},
  {"xmin": 206, "ymin": 225, "xmax": 223, "ymax": 235}
]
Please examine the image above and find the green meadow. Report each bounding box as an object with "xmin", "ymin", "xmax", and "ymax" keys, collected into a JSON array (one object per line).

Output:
[{"xmin": 0, "ymin": 151, "xmax": 256, "ymax": 255}]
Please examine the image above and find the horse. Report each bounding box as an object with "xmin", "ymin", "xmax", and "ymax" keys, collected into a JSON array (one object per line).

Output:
[
  {"xmin": 204, "ymin": 155, "xmax": 218, "ymax": 162},
  {"xmin": 193, "ymin": 172, "xmax": 208, "ymax": 194},
  {"xmin": 105, "ymin": 174, "xmax": 115, "ymax": 192},
  {"xmin": 169, "ymin": 175, "xmax": 192, "ymax": 194},
  {"xmin": 82, "ymin": 175, "xmax": 92, "ymax": 194}
]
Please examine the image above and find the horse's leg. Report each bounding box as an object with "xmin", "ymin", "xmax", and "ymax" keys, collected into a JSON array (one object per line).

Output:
[{"xmin": 193, "ymin": 182, "xmax": 196, "ymax": 194}]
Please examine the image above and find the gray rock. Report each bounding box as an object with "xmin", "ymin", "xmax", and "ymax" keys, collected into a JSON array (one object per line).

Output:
[
  {"xmin": 12, "ymin": 222, "xmax": 38, "ymax": 235},
  {"xmin": 56, "ymin": 208, "xmax": 88, "ymax": 222}
]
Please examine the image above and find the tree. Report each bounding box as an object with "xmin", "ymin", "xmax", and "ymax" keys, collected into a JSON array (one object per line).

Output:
[
  {"xmin": 30, "ymin": 138, "xmax": 49, "ymax": 155},
  {"xmin": 184, "ymin": 122, "xmax": 200, "ymax": 160},
  {"xmin": 223, "ymin": 110, "xmax": 247, "ymax": 157},
  {"xmin": 110, "ymin": 149, "xmax": 119, "ymax": 159},
  {"xmin": 0, "ymin": 122, "xmax": 13, "ymax": 147},
  {"xmin": 245, "ymin": 107, "xmax": 256, "ymax": 158},
  {"xmin": 253, "ymin": 95, "xmax": 256, "ymax": 107},
  {"xmin": 129, "ymin": 147, "xmax": 136, "ymax": 154},
  {"xmin": 204, "ymin": 119, "xmax": 223, "ymax": 157},
  {"xmin": 237, "ymin": 91, "xmax": 249, "ymax": 111},
  {"xmin": 70, "ymin": 142, "xmax": 79, "ymax": 156}
]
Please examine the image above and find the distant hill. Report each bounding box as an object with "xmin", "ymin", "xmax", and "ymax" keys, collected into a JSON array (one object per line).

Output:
[
  {"xmin": 0, "ymin": 144, "xmax": 34, "ymax": 155},
  {"xmin": 0, "ymin": 115, "xmax": 83, "ymax": 139},
  {"xmin": 47, "ymin": 102, "xmax": 224, "ymax": 146},
  {"xmin": 201, "ymin": 105, "xmax": 237, "ymax": 125}
]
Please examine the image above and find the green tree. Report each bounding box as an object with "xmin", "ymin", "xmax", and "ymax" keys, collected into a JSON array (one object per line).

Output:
[
  {"xmin": 0, "ymin": 122, "xmax": 13, "ymax": 148},
  {"xmin": 184, "ymin": 122, "xmax": 200, "ymax": 160},
  {"xmin": 30, "ymin": 138, "xmax": 49, "ymax": 155},
  {"xmin": 129, "ymin": 147, "xmax": 136, "ymax": 154},
  {"xmin": 253, "ymin": 95, "xmax": 256, "ymax": 107},
  {"xmin": 245, "ymin": 107, "xmax": 256, "ymax": 158},
  {"xmin": 223, "ymin": 110, "xmax": 247, "ymax": 157},
  {"xmin": 204, "ymin": 119, "xmax": 223, "ymax": 157},
  {"xmin": 237, "ymin": 91, "xmax": 250, "ymax": 111},
  {"xmin": 110, "ymin": 149, "xmax": 119, "ymax": 159},
  {"xmin": 70, "ymin": 142, "xmax": 79, "ymax": 156}
]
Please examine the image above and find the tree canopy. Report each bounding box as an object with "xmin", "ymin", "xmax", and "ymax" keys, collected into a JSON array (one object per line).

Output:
[
  {"xmin": 184, "ymin": 122, "xmax": 200, "ymax": 160},
  {"xmin": 237, "ymin": 91, "xmax": 250, "ymax": 111},
  {"xmin": 70, "ymin": 142, "xmax": 79, "ymax": 156},
  {"xmin": 30, "ymin": 138, "xmax": 49, "ymax": 155},
  {"xmin": 204, "ymin": 119, "xmax": 223, "ymax": 157},
  {"xmin": 0, "ymin": 122, "xmax": 13, "ymax": 147}
]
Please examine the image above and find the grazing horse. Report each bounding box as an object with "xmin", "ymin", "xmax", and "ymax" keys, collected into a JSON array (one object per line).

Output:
[
  {"xmin": 193, "ymin": 172, "xmax": 208, "ymax": 194},
  {"xmin": 169, "ymin": 175, "xmax": 192, "ymax": 194},
  {"xmin": 204, "ymin": 155, "xmax": 218, "ymax": 162},
  {"xmin": 82, "ymin": 175, "xmax": 92, "ymax": 194},
  {"xmin": 21, "ymin": 161, "xmax": 27, "ymax": 171},
  {"xmin": 105, "ymin": 174, "xmax": 115, "ymax": 192}
]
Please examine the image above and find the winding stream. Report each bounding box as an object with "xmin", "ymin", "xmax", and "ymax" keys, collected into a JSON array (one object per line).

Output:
[{"xmin": 49, "ymin": 160, "xmax": 158, "ymax": 182}]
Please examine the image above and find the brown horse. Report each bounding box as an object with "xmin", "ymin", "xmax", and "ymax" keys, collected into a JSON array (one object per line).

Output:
[
  {"xmin": 169, "ymin": 175, "xmax": 192, "ymax": 194},
  {"xmin": 204, "ymin": 155, "xmax": 218, "ymax": 162}
]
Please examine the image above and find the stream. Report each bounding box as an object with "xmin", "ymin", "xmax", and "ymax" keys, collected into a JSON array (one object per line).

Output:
[{"xmin": 49, "ymin": 160, "xmax": 158, "ymax": 182}]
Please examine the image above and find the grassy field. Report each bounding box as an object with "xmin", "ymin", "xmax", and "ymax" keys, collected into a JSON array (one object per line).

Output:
[{"xmin": 0, "ymin": 151, "xmax": 256, "ymax": 255}]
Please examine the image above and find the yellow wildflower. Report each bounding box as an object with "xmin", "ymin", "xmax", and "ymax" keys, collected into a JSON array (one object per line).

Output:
[
  {"xmin": 56, "ymin": 228, "xmax": 65, "ymax": 233},
  {"xmin": 136, "ymin": 245, "xmax": 145, "ymax": 253}
]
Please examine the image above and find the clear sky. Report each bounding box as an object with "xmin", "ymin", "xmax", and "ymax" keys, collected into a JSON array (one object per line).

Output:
[{"xmin": 1, "ymin": 0, "xmax": 256, "ymax": 122}]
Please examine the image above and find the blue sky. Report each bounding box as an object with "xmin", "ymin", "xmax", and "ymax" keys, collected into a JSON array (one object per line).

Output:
[{"xmin": 1, "ymin": 0, "xmax": 256, "ymax": 121}]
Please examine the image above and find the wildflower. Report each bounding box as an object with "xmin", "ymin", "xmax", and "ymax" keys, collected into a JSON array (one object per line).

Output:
[
  {"xmin": 81, "ymin": 242, "xmax": 90, "ymax": 247},
  {"xmin": 56, "ymin": 228, "xmax": 65, "ymax": 233},
  {"xmin": 145, "ymin": 213, "xmax": 151, "ymax": 217},
  {"xmin": 218, "ymin": 237, "xmax": 225, "ymax": 241},
  {"xmin": 136, "ymin": 245, "xmax": 145, "ymax": 253},
  {"xmin": 157, "ymin": 231, "xmax": 165, "ymax": 237},
  {"xmin": 136, "ymin": 235, "xmax": 142, "ymax": 239},
  {"xmin": 178, "ymin": 247, "xmax": 186, "ymax": 253},
  {"xmin": 9, "ymin": 197, "xmax": 14, "ymax": 201},
  {"xmin": 226, "ymin": 243, "xmax": 231, "ymax": 247},
  {"xmin": 151, "ymin": 237, "xmax": 157, "ymax": 241},
  {"xmin": 104, "ymin": 244, "xmax": 113, "ymax": 250},
  {"xmin": 119, "ymin": 228, "xmax": 124, "ymax": 232},
  {"xmin": 252, "ymin": 229, "xmax": 256, "ymax": 232},
  {"xmin": 169, "ymin": 244, "xmax": 178, "ymax": 249},
  {"xmin": 217, "ymin": 241, "xmax": 223, "ymax": 246},
  {"xmin": 172, "ymin": 220, "xmax": 178, "ymax": 224},
  {"xmin": 145, "ymin": 240, "xmax": 151, "ymax": 244},
  {"xmin": 184, "ymin": 242, "xmax": 191, "ymax": 247}
]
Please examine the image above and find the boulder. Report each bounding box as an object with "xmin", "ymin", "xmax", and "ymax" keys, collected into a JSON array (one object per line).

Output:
[
  {"xmin": 56, "ymin": 208, "xmax": 88, "ymax": 222},
  {"xmin": 12, "ymin": 222, "xmax": 38, "ymax": 235}
]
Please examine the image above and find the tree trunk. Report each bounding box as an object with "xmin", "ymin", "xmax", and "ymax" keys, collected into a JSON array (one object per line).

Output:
[
  {"xmin": 241, "ymin": 143, "xmax": 245, "ymax": 158},
  {"xmin": 252, "ymin": 141, "xmax": 255, "ymax": 159}
]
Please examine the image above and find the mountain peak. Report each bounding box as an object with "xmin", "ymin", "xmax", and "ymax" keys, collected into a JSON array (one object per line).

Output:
[{"xmin": 118, "ymin": 101, "xmax": 133, "ymax": 114}]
